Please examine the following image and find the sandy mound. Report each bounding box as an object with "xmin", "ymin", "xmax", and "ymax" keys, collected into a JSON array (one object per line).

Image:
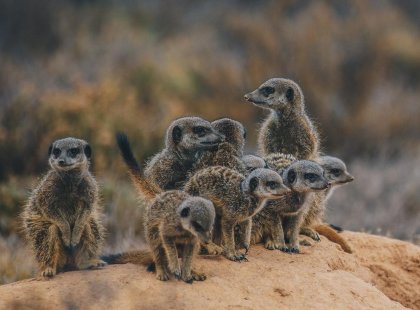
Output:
[{"xmin": 0, "ymin": 232, "xmax": 419, "ymax": 310}]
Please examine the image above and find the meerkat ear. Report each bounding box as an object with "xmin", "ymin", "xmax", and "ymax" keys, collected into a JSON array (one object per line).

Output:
[
  {"xmin": 84, "ymin": 144, "xmax": 92, "ymax": 159},
  {"xmin": 287, "ymin": 169, "xmax": 296, "ymax": 185},
  {"xmin": 285, "ymin": 87, "xmax": 294, "ymax": 101},
  {"xmin": 180, "ymin": 207, "xmax": 190, "ymax": 218},
  {"xmin": 249, "ymin": 177, "xmax": 259, "ymax": 193},
  {"xmin": 172, "ymin": 126, "xmax": 182, "ymax": 145},
  {"xmin": 48, "ymin": 143, "xmax": 53, "ymax": 157}
]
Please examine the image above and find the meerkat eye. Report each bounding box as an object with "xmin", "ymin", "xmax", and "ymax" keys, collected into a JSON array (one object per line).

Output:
[
  {"xmin": 68, "ymin": 148, "xmax": 80, "ymax": 158},
  {"xmin": 329, "ymin": 168, "xmax": 341, "ymax": 177},
  {"xmin": 287, "ymin": 169, "xmax": 296, "ymax": 184},
  {"xmin": 192, "ymin": 126, "xmax": 208, "ymax": 137},
  {"xmin": 52, "ymin": 148, "xmax": 61, "ymax": 158},
  {"xmin": 265, "ymin": 181, "xmax": 278, "ymax": 189},
  {"xmin": 304, "ymin": 173, "xmax": 320, "ymax": 182},
  {"xmin": 285, "ymin": 87, "xmax": 294, "ymax": 101},
  {"xmin": 260, "ymin": 86, "xmax": 275, "ymax": 97}
]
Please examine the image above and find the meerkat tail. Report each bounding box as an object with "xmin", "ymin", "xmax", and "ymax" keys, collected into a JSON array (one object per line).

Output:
[
  {"xmin": 328, "ymin": 223, "xmax": 344, "ymax": 232},
  {"xmin": 314, "ymin": 224, "xmax": 353, "ymax": 254},
  {"xmin": 101, "ymin": 250, "xmax": 154, "ymax": 265},
  {"xmin": 116, "ymin": 132, "xmax": 161, "ymax": 200}
]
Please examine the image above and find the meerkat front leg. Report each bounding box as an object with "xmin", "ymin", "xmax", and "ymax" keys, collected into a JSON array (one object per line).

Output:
[
  {"xmin": 283, "ymin": 214, "xmax": 304, "ymax": 253},
  {"xmin": 180, "ymin": 242, "xmax": 198, "ymax": 284},
  {"xmin": 71, "ymin": 207, "xmax": 91, "ymax": 249},
  {"xmin": 148, "ymin": 228, "xmax": 170, "ymax": 281},
  {"xmin": 163, "ymin": 236, "xmax": 181, "ymax": 279},
  {"xmin": 75, "ymin": 222, "xmax": 106, "ymax": 270},
  {"xmin": 38, "ymin": 225, "xmax": 63, "ymax": 278},
  {"xmin": 300, "ymin": 227, "xmax": 320, "ymax": 241},
  {"xmin": 265, "ymin": 218, "xmax": 287, "ymax": 251},
  {"xmin": 238, "ymin": 219, "xmax": 252, "ymax": 254},
  {"xmin": 221, "ymin": 218, "xmax": 246, "ymax": 262}
]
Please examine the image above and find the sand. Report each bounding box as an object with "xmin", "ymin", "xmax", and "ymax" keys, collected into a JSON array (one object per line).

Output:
[{"xmin": 0, "ymin": 232, "xmax": 419, "ymax": 310}]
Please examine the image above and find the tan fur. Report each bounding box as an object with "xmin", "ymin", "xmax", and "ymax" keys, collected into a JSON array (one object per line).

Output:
[
  {"xmin": 22, "ymin": 138, "xmax": 105, "ymax": 278},
  {"xmin": 244, "ymin": 78, "xmax": 319, "ymax": 159},
  {"xmin": 314, "ymin": 224, "xmax": 353, "ymax": 254}
]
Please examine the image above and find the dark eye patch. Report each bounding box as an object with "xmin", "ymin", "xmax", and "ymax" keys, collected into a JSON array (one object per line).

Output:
[
  {"xmin": 52, "ymin": 148, "xmax": 61, "ymax": 158},
  {"xmin": 287, "ymin": 169, "xmax": 296, "ymax": 184},
  {"xmin": 260, "ymin": 86, "xmax": 275, "ymax": 97},
  {"xmin": 330, "ymin": 168, "xmax": 341, "ymax": 176},
  {"xmin": 285, "ymin": 87, "xmax": 294, "ymax": 101},
  {"xmin": 266, "ymin": 181, "xmax": 278, "ymax": 189},
  {"xmin": 304, "ymin": 173, "xmax": 319, "ymax": 182},
  {"xmin": 68, "ymin": 148, "xmax": 80, "ymax": 158},
  {"xmin": 192, "ymin": 126, "xmax": 207, "ymax": 136}
]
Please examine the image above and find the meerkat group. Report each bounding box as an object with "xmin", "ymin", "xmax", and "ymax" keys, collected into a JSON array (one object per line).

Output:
[{"xmin": 22, "ymin": 77, "xmax": 354, "ymax": 283}]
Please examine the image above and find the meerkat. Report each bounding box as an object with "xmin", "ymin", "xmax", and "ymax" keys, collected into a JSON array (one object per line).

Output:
[
  {"xmin": 244, "ymin": 78, "xmax": 319, "ymax": 159},
  {"xmin": 190, "ymin": 118, "xmax": 247, "ymax": 174},
  {"xmin": 110, "ymin": 134, "xmax": 216, "ymax": 283},
  {"xmin": 22, "ymin": 137, "xmax": 105, "ymax": 278},
  {"xmin": 242, "ymin": 154, "xmax": 267, "ymax": 173},
  {"xmin": 299, "ymin": 156, "xmax": 354, "ymax": 253},
  {"xmin": 143, "ymin": 116, "xmax": 224, "ymax": 190},
  {"xmin": 184, "ymin": 166, "xmax": 290, "ymax": 261},
  {"xmin": 244, "ymin": 160, "xmax": 330, "ymax": 253}
]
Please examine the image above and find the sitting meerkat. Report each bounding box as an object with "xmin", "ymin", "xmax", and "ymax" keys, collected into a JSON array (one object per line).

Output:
[
  {"xmin": 244, "ymin": 160, "xmax": 330, "ymax": 253},
  {"xmin": 244, "ymin": 78, "xmax": 319, "ymax": 160},
  {"xmin": 242, "ymin": 154, "xmax": 268, "ymax": 174},
  {"xmin": 144, "ymin": 116, "xmax": 224, "ymax": 190},
  {"xmin": 105, "ymin": 133, "xmax": 216, "ymax": 283},
  {"xmin": 22, "ymin": 137, "xmax": 105, "ymax": 278},
  {"xmin": 184, "ymin": 166, "xmax": 290, "ymax": 262},
  {"xmin": 299, "ymin": 156, "xmax": 354, "ymax": 253},
  {"xmin": 191, "ymin": 118, "xmax": 247, "ymax": 174}
]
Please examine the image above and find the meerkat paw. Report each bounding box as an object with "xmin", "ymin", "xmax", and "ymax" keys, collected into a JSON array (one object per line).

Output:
[
  {"xmin": 156, "ymin": 271, "xmax": 170, "ymax": 281},
  {"xmin": 172, "ymin": 269, "xmax": 182, "ymax": 280},
  {"xmin": 191, "ymin": 270, "xmax": 207, "ymax": 281},
  {"xmin": 201, "ymin": 243, "xmax": 224, "ymax": 255},
  {"xmin": 79, "ymin": 259, "xmax": 107, "ymax": 270},
  {"xmin": 225, "ymin": 252, "xmax": 248, "ymax": 262},
  {"xmin": 264, "ymin": 240, "xmax": 278, "ymax": 250},
  {"xmin": 300, "ymin": 239, "xmax": 312, "ymax": 246},
  {"xmin": 287, "ymin": 245, "xmax": 300, "ymax": 254},
  {"xmin": 41, "ymin": 266, "xmax": 56, "ymax": 278},
  {"xmin": 300, "ymin": 228, "xmax": 320, "ymax": 241}
]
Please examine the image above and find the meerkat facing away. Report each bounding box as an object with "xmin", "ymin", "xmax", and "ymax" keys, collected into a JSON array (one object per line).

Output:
[
  {"xmin": 244, "ymin": 160, "xmax": 329, "ymax": 253},
  {"xmin": 184, "ymin": 166, "xmax": 290, "ymax": 261},
  {"xmin": 299, "ymin": 156, "xmax": 354, "ymax": 253},
  {"xmin": 242, "ymin": 154, "xmax": 267, "ymax": 174},
  {"xmin": 22, "ymin": 138, "xmax": 105, "ymax": 278},
  {"xmin": 191, "ymin": 118, "xmax": 246, "ymax": 174},
  {"xmin": 110, "ymin": 133, "xmax": 216, "ymax": 283},
  {"xmin": 244, "ymin": 78, "xmax": 319, "ymax": 159},
  {"xmin": 144, "ymin": 116, "xmax": 224, "ymax": 190}
]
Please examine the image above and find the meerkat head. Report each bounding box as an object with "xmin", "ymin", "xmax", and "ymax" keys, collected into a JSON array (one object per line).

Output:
[
  {"xmin": 317, "ymin": 156, "xmax": 354, "ymax": 186},
  {"xmin": 244, "ymin": 78, "xmax": 304, "ymax": 114},
  {"xmin": 242, "ymin": 168, "xmax": 290, "ymax": 199},
  {"xmin": 178, "ymin": 197, "xmax": 216, "ymax": 244},
  {"xmin": 48, "ymin": 137, "xmax": 91, "ymax": 172},
  {"xmin": 211, "ymin": 118, "xmax": 246, "ymax": 154},
  {"xmin": 282, "ymin": 160, "xmax": 330, "ymax": 192},
  {"xmin": 242, "ymin": 155, "xmax": 267, "ymax": 173},
  {"xmin": 165, "ymin": 117, "xmax": 224, "ymax": 159}
]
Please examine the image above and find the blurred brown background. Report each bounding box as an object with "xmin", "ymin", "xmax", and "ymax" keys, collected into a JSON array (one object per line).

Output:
[{"xmin": 0, "ymin": 0, "xmax": 419, "ymax": 284}]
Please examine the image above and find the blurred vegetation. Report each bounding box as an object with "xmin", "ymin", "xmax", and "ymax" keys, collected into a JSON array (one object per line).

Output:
[{"xmin": 0, "ymin": 0, "xmax": 419, "ymax": 284}]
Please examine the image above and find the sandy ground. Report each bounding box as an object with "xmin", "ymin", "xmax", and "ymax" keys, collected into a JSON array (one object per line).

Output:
[{"xmin": 0, "ymin": 232, "xmax": 419, "ymax": 310}]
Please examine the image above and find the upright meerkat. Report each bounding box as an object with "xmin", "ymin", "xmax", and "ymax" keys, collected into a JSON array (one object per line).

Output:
[
  {"xmin": 184, "ymin": 166, "xmax": 290, "ymax": 261},
  {"xmin": 22, "ymin": 138, "xmax": 105, "ymax": 278},
  {"xmin": 110, "ymin": 133, "xmax": 216, "ymax": 283},
  {"xmin": 244, "ymin": 78, "xmax": 319, "ymax": 159},
  {"xmin": 144, "ymin": 116, "xmax": 224, "ymax": 190},
  {"xmin": 246, "ymin": 160, "xmax": 329, "ymax": 253},
  {"xmin": 191, "ymin": 118, "xmax": 246, "ymax": 174},
  {"xmin": 299, "ymin": 156, "xmax": 354, "ymax": 253}
]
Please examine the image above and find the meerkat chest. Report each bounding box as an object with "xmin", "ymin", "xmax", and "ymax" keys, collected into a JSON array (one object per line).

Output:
[{"xmin": 52, "ymin": 179, "xmax": 93, "ymax": 214}]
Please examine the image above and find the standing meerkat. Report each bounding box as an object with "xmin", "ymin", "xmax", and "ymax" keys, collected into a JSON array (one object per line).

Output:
[
  {"xmin": 144, "ymin": 116, "xmax": 224, "ymax": 190},
  {"xmin": 191, "ymin": 118, "xmax": 247, "ymax": 174},
  {"xmin": 106, "ymin": 133, "xmax": 216, "ymax": 283},
  {"xmin": 184, "ymin": 166, "xmax": 290, "ymax": 261},
  {"xmin": 245, "ymin": 160, "xmax": 330, "ymax": 253},
  {"xmin": 22, "ymin": 137, "xmax": 105, "ymax": 278},
  {"xmin": 299, "ymin": 156, "xmax": 354, "ymax": 253},
  {"xmin": 244, "ymin": 78, "xmax": 319, "ymax": 159}
]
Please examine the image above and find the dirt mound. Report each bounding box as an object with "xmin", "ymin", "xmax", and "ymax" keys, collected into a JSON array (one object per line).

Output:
[{"xmin": 0, "ymin": 232, "xmax": 418, "ymax": 310}]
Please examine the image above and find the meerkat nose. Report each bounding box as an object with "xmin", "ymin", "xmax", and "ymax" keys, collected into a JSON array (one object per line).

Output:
[
  {"xmin": 58, "ymin": 160, "xmax": 66, "ymax": 166},
  {"xmin": 244, "ymin": 94, "xmax": 250, "ymax": 101}
]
